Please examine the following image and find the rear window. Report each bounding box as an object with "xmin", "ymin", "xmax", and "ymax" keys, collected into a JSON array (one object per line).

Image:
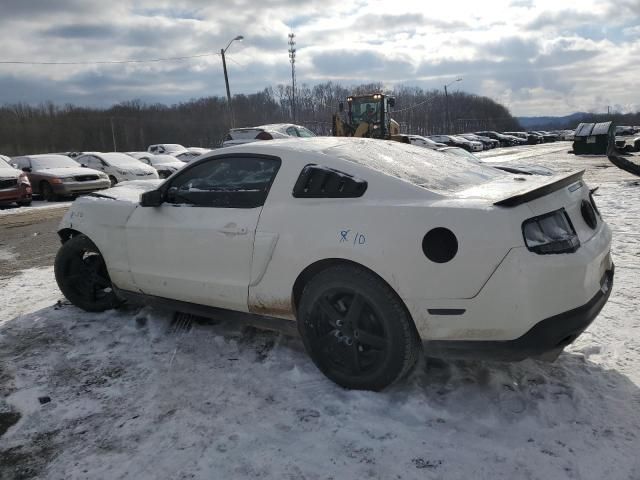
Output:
[{"xmin": 323, "ymin": 140, "xmax": 505, "ymax": 193}]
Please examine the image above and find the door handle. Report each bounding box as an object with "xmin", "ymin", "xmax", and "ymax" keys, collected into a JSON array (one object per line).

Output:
[{"xmin": 219, "ymin": 224, "xmax": 248, "ymax": 235}]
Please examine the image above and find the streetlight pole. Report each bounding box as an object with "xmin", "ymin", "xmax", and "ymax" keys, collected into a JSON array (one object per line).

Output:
[
  {"xmin": 221, "ymin": 35, "xmax": 243, "ymax": 128},
  {"xmin": 444, "ymin": 77, "xmax": 462, "ymax": 133}
]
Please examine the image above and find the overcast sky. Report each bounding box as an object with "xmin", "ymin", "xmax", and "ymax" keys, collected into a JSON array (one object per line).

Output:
[{"xmin": 0, "ymin": 0, "xmax": 638, "ymax": 116}]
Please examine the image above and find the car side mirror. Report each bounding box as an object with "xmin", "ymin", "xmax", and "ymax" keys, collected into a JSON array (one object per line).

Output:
[
  {"xmin": 21, "ymin": 167, "xmax": 31, "ymax": 173},
  {"xmin": 81, "ymin": 164, "xmax": 87, "ymax": 168},
  {"xmin": 140, "ymin": 189, "xmax": 164, "ymax": 207},
  {"xmin": 338, "ymin": 102, "xmax": 344, "ymax": 112}
]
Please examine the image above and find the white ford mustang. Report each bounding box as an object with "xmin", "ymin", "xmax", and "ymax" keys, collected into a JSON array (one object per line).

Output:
[{"xmin": 55, "ymin": 137, "xmax": 614, "ymax": 390}]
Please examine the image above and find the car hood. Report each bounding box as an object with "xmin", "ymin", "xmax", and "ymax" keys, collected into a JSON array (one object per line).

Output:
[
  {"xmin": 0, "ymin": 167, "xmax": 19, "ymax": 179},
  {"xmin": 114, "ymin": 165, "xmax": 157, "ymax": 175},
  {"xmin": 89, "ymin": 179, "xmax": 164, "ymax": 203},
  {"xmin": 36, "ymin": 167, "xmax": 104, "ymax": 178}
]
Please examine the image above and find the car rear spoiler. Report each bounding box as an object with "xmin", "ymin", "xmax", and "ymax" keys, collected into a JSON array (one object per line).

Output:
[{"xmin": 494, "ymin": 170, "xmax": 585, "ymax": 207}]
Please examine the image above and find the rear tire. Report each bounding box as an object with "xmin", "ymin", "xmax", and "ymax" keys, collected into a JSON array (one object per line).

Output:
[
  {"xmin": 297, "ymin": 265, "xmax": 420, "ymax": 391},
  {"xmin": 54, "ymin": 234, "xmax": 118, "ymax": 312},
  {"xmin": 109, "ymin": 175, "xmax": 118, "ymax": 187},
  {"xmin": 17, "ymin": 200, "xmax": 32, "ymax": 207}
]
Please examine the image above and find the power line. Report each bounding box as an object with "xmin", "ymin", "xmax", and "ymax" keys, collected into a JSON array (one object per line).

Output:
[
  {"xmin": 393, "ymin": 97, "xmax": 434, "ymax": 113},
  {"xmin": 0, "ymin": 52, "xmax": 219, "ymax": 65}
]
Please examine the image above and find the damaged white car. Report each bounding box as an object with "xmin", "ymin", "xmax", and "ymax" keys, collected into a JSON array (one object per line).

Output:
[{"xmin": 54, "ymin": 138, "xmax": 614, "ymax": 391}]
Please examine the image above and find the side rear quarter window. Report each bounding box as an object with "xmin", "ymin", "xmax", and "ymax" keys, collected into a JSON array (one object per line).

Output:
[{"xmin": 292, "ymin": 164, "xmax": 367, "ymax": 198}]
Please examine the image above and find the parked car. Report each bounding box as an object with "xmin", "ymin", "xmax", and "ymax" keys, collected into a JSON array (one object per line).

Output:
[
  {"xmin": 0, "ymin": 155, "xmax": 32, "ymax": 207},
  {"xmin": 475, "ymin": 131, "xmax": 517, "ymax": 147},
  {"xmin": 470, "ymin": 134, "xmax": 500, "ymax": 149},
  {"xmin": 174, "ymin": 148, "xmax": 212, "ymax": 163},
  {"xmin": 172, "ymin": 147, "xmax": 211, "ymax": 163},
  {"xmin": 501, "ymin": 134, "xmax": 528, "ymax": 146},
  {"xmin": 458, "ymin": 133, "xmax": 495, "ymax": 150},
  {"xmin": 12, "ymin": 154, "xmax": 110, "ymax": 201},
  {"xmin": 54, "ymin": 137, "xmax": 613, "ymax": 391},
  {"xmin": 503, "ymin": 131, "xmax": 542, "ymax": 145},
  {"xmin": 529, "ymin": 131, "xmax": 558, "ymax": 143},
  {"xmin": 615, "ymin": 126, "xmax": 635, "ymax": 136},
  {"xmin": 222, "ymin": 124, "xmax": 316, "ymax": 147},
  {"xmin": 75, "ymin": 152, "xmax": 159, "ymax": 186},
  {"xmin": 428, "ymin": 134, "xmax": 482, "ymax": 152},
  {"xmin": 394, "ymin": 135, "xmax": 447, "ymax": 149},
  {"xmin": 127, "ymin": 153, "xmax": 185, "ymax": 179},
  {"xmin": 147, "ymin": 144, "xmax": 187, "ymax": 155}
]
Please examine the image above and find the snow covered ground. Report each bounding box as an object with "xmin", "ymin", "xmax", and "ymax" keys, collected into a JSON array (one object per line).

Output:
[
  {"xmin": 0, "ymin": 200, "xmax": 72, "ymax": 217},
  {"xmin": 1, "ymin": 146, "xmax": 640, "ymax": 479}
]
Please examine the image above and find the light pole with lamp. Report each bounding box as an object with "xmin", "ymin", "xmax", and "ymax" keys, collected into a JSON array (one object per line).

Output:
[
  {"xmin": 221, "ymin": 35, "xmax": 243, "ymax": 128},
  {"xmin": 444, "ymin": 77, "xmax": 462, "ymax": 133}
]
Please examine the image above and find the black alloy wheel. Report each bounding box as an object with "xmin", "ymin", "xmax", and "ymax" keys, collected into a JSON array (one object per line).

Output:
[
  {"xmin": 298, "ymin": 265, "xmax": 420, "ymax": 391},
  {"xmin": 54, "ymin": 234, "xmax": 118, "ymax": 312}
]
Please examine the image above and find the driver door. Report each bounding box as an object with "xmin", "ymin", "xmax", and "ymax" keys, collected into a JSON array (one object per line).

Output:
[{"xmin": 125, "ymin": 155, "xmax": 281, "ymax": 312}]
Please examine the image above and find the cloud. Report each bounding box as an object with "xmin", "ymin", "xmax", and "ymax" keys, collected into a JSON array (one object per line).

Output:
[
  {"xmin": 311, "ymin": 49, "xmax": 414, "ymax": 78},
  {"xmin": 0, "ymin": 0, "xmax": 637, "ymax": 116}
]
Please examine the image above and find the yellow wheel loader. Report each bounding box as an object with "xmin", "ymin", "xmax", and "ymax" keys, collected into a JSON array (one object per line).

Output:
[{"xmin": 332, "ymin": 93, "xmax": 400, "ymax": 139}]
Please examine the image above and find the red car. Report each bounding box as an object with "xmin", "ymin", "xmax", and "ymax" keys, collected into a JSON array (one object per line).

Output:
[{"xmin": 0, "ymin": 155, "xmax": 32, "ymax": 207}]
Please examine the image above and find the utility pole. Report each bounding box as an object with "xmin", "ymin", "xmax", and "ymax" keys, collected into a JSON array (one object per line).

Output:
[
  {"xmin": 444, "ymin": 84, "xmax": 449, "ymax": 133},
  {"xmin": 110, "ymin": 117, "xmax": 117, "ymax": 151},
  {"xmin": 288, "ymin": 32, "xmax": 297, "ymax": 122},
  {"xmin": 221, "ymin": 49, "xmax": 233, "ymax": 127},
  {"xmin": 221, "ymin": 35, "xmax": 243, "ymax": 129}
]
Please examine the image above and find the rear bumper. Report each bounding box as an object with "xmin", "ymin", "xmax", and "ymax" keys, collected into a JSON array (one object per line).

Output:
[
  {"xmin": 0, "ymin": 184, "xmax": 32, "ymax": 204},
  {"xmin": 424, "ymin": 266, "xmax": 614, "ymax": 361}
]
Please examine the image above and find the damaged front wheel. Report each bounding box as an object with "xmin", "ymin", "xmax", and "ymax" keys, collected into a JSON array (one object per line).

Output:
[{"xmin": 54, "ymin": 234, "xmax": 118, "ymax": 312}]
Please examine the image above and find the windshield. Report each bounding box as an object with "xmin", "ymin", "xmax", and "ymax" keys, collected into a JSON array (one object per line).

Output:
[
  {"xmin": 0, "ymin": 158, "xmax": 12, "ymax": 169},
  {"xmin": 297, "ymin": 127, "xmax": 316, "ymax": 138},
  {"xmin": 324, "ymin": 140, "xmax": 504, "ymax": 193},
  {"xmin": 31, "ymin": 155, "xmax": 79, "ymax": 169},
  {"xmin": 350, "ymin": 99, "xmax": 381, "ymax": 124},
  {"xmin": 101, "ymin": 153, "xmax": 145, "ymax": 168}
]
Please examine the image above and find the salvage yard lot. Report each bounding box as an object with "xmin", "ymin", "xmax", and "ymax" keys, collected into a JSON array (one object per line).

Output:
[{"xmin": 1, "ymin": 143, "xmax": 640, "ymax": 479}]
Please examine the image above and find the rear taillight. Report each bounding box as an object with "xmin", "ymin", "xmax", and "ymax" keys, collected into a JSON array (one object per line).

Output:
[
  {"xmin": 255, "ymin": 131, "xmax": 273, "ymax": 140},
  {"xmin": 522, "ymin": 208, "xmax": 580, "ymax": 254}
]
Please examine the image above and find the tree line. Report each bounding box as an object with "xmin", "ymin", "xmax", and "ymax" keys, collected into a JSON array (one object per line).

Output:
[{"xmin": 0, "ymin": 82, "xmax": 522, "ymax": 156}]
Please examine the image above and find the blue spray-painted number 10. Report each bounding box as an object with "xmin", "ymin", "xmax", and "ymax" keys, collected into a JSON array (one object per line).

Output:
[{"xmin": 339, "ymin": 229, "xmax": 366, "ymax": 245}]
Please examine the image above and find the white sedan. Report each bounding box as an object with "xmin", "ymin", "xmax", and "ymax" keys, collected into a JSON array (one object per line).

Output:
[
  {"xmin": 54, "ymin": 138, "xmax": 614, "ymax": 390},
  {"xmin": 222, "ymin": 123, "xmax": 316, "ymax": 147},
  {"xmin": 75, "ymin": 152, "xmax": 158, "ymax": 186},
  {"xmin": 127, "ymin": 153, "xmax": 185, "ymax": 179}
]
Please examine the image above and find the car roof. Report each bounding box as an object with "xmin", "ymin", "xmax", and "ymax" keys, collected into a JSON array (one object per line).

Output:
[{"xmin": 16, "ymin": 154, "xmax": 73, "ymax": 160}]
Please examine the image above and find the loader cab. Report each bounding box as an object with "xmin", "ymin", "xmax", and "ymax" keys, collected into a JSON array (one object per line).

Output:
[{"xmin": 340, "ymin": 93, "xmax": 396, "ymax": 139}]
